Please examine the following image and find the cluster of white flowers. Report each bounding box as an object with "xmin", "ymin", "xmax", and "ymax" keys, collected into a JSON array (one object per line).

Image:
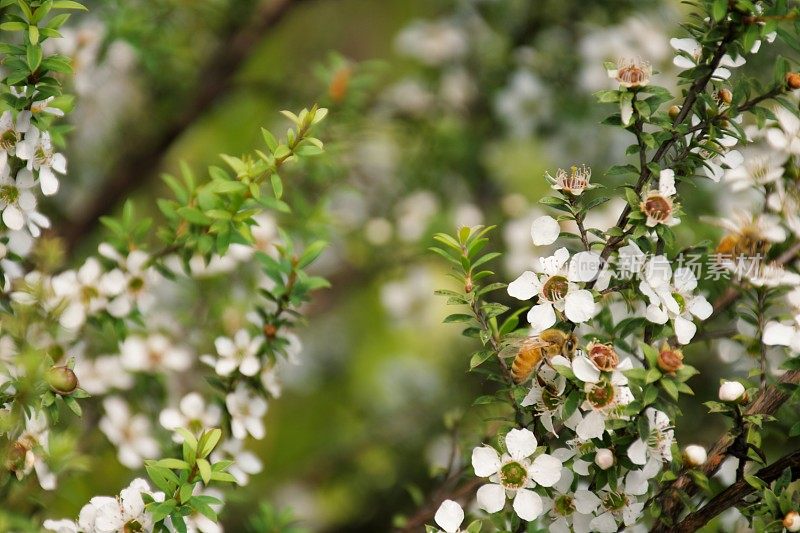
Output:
[{"xmin": 43, "ymin": 478, "xmax": 160, "ymax": 533}]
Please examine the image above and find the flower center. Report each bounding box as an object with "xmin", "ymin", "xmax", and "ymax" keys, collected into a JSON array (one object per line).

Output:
[
  {"xmin": 0, "ymin": 129, "xmax": 17, "ymax": 151},
  {"xmin": 586, "ymin": 380, "xmax": 615, "ymax": 409},
  {"xmin": 124, "ymin": 520, "xmax": 143, "ymax": 533},
  {"xmin": 129, "ymin": 276, "xmax": 144, "ymax": 293},
  {"xmin": 642, "ymin": 194, "xmax": 672, "ymax": 222},
  {"xmin": 499, "ymin": 460, "xmax": 528, "ymax": 489},
  {"xmin": 617, "ymin": 65, "xmax": 647, "ymax": 86},
  {"xmin": 554, "ymin": 494, "xmax": 576, "ymax": 517},
  {"xmin": 603, "ymin": 491, "xmax": 628, "ymax": 512},
  {"xmin": 671, "ymin": 292, "xmax": 686, "ymax": 312},
  {"xmin": 541, "ymin": 275, "xmax": 569, "ymax": 302},
  {"xmin": 0, "ymin": 185, "xmax": 19, "ymax": 205}
]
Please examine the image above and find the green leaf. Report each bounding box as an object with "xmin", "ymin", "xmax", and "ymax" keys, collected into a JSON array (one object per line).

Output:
[
  {"xmin": 469, "ymin": 350, "xmax": 494, "ymax": 370},
  {"xmin": 270, "ymin": 173, "xmax": 283, "ymax": 199},
  {"xmin": 197, "ymin": 428, "xmax": 221, "ymax": 459},
  {"xmin": 176, "ymin": 428, "xmax": 198, "ymax": 450},
  {"xmin": 197, "ymin": 458, "xmax": 211, "ymax": 484},
  {"xmin": 156, "ymin": 458, "xmax": 191, "ymax": 470},
  {"xmin": 52, "ymin": 0, "xmax": 88, "ymax": 9},
  {"xmin": 26, "ymin": 43, "xmax": 41, "ymax": 70},
  {"xmin": 177, "ymin": 206, "xmax": 212, "ymax": 226},
  {"xmin": 209, "ymin": 470, "xmax": 237, "ymax": 483},
  {"xmin": 28, "ymin": 25, "xmax": 39, "ymax": 45},
  {"xmin": 712, "ymin": 0, "xmax": 727, "ymax": 22}
]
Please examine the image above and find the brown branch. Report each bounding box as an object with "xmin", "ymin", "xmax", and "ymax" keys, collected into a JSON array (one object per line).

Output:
[
  {"xmin": 59, "ymin": 0, "xmax": 313, "ymax": 254},
  {"xmin": 652, "ymin": 369, "xmax": 800, "ymax": 531},
  {"xmin": 670, "ymin": 450, "xmax": 800, "ymax": 532}
]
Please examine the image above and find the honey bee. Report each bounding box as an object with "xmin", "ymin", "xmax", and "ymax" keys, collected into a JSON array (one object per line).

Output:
[
  {"xmin": 707, "ymin": 214, "xmax": 774, "ymax": 258},
  {"xmin": 501, "ymin": 329, "xmax": 578, "ymax": 384}
]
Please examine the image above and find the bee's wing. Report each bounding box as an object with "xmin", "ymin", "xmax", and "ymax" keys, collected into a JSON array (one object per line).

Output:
[{"xmin": 498, "ymin": 336, "xmax": 549, "ymax": 359}]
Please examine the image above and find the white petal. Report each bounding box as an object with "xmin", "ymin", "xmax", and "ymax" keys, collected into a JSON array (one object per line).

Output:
[
  {"xmin": 763, "ymin": 322, "xmax": 795, "ymax": 346},
  {"xmin": 674, "ymin": 315, "xmax": 697, "ymax": 344},
  {"xmin": 508, "ymin": 271, "xmax": 540, "ymax": 300},
  {"xmin": 505, "ymin": 428, "xmax": 537, "ymax": 460},
  {"xmin": 472, "ymin": 446, "xmax": 501, "ymax": 477},
  {"xmin": 527, "ymin": 303, "xmax": 556, "ymax": 334},
  {"xmin": 670, "ymin": 37, "xmax": 700, "ymax": 54},
  {"xmin": 574, "ymin": 490, "xmax": 601, "ymax": 514},
  {"xmin": 627, "ymin": 438, "xmax": 648, "ymax": 465},
  {"xmin": 564, "ymin": 290, "xmax": 595, "ymax": 323},
  {"xmin": 39, "ymin": 166, "xmax": 59, "ymax": 196},
  {"xmin": 673, "ymin": 55, "xmax": 697, "ymax": 70},
  {"xmin": 530, "ymin": 454, "xmax": 562, "ymax": 487},
  {"xmin": 568, "ymin": 252, "xmax": 602, "ymax": 282},
  {"xmin": 659, "ymin": 169, "xmax": 676, "ymax": 196},
  {"xmin": 645, "ymin": 304, "xmax": 669, "ymax": 324},
  {"xmin": 512, "ymin": 489, "xmax": 543, "ymax": 521},
  {"xmin": 2, "ymin": 206, "xmax": 24, "ymax": 230},
  {"xmin": 476, "ymin": 483, "xmax": 506, "ymax": 513},
  {"xmin": 541, "ymin": 247, "xmax": 570, "ymax": 275},
  {"xmin": 572, "ymin": 355, "xmax": 600, "ymax": 383},
  {"xmin": 688, "ymin": 295, "xmax": 712, "ymax": 320},
  {"xmin": 576, "ymin": 410, "xmax": 605, "ymax": 440},
  {"xmin": 531, "ymin": 215, "xmax": 560, "ymax": 246},
  {"xmin": 673, "ymin": 267, "xmax": 698, "ymax": 293},
  {"xmin": 434, "ymin": 500, "xmax": 464, "ymax": 533},
  {"xmin": 625, "ymin": 469, "xmax": 649, "ymax": 496}
]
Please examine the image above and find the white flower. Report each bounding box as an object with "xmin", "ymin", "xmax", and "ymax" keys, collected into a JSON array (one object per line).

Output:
[
  {"xmin": 471, "ymin": 428, "xmax": 562, "ymax": 521},
  {"xmin": 78, "ymin": 478, "xmax": 159, "ymax": 533},
  {"xmin": 608, "ymin": 56, "xmax": 651, "ymax": 88},
  {"xmin": 589, "ymin": 487, "xmax": 645, "ymax": 532},
  {"xmin": 394, "ymin": 19, "xmax": 468, "ymax": 66},
  {"xmin": 16, "ymin": 127, "xmax": 66, "ymax": 195},
  {"xmin": 544, "ymin": 467, "xmax": 600, "ymax": 533},
  {"xmin": 766, "ymin": 105, "xmax": 800, "ymax": 155},
  {"xmin": 0, "ymin": 111, "xmax": 27, "ymax": 165},
  {"xmin": 226, "ymin": 384, "xmax": 267, "ymax": 440},
  {"xmin": 594, "ymin": 448, "xmax": 614, "ymax": 470},
  {"xmin": 12, "ymin": 410, "xmax": 56, "ymax": 490},
  {"xmin": 99, "ymin": 396, "xmax": 159, "ymax": 468},
  {"xmin": 433, "ymin": 499, "xmax": 464, "ymax": 533},
  {"xmin": 43, "ymin": 519, "xmax": 79, "ymax": 533},
  {"xmin": 764, "ymin": 320, "xmax": 800, "ymax": 352},
  {"xmin": 75, "ymin": 355, "xmax": 132, "ymax": 395},
  {"xmin": 507, "ymin": 247, "xmax": 599, "ymax": 333},
  {"xmin": 565, "ymin": 353, "xmax": 634, "ymax": 440},
  {"xmin": 627, "ymin": 408, "xmax": 674, "ymax": 476},
  {"xmin": 531, "ymin": 215, "xmax": 560, "ymax": 246},
  {"xmin": 718, "ymin": 380, "xmax": 745, "ymax": 402},
  {"xmin": 99, "ymin": 245, "xmax": 158, "ymax": 317},
  {"xmin": 684, "ymin": 444, "xmax": 707, "ymax": 466},
  {"xmin": 159, "ymin": 392, "xmax": 222, "ymax": 442},
  {"xmin": 30, "ymin": 96, "xmax": 65, "ymax": 117},
  {"xmin": 51, "ymin": 258, "xmax": 108, "ymax": 329},
  {"xmin": 179, "ymin": 488, "xmax": 224, "ymax": 533},
  {"xmin": 640, "ymin": 169, "xmax": 679, "ymax": 227},
  {"xmin": 725, "ymin": 149, "xmax": 785, "ymax": 191},
  {"xmin": 521, "ymin": 365, "xmax": 566, "ymax": 435},
  {"xmin": 547, "ymin": 165, "xmax": 592, "ymax": 196},
  {"xmin": 670, "ymin": 37, "xmax": 745, "ymax": 79},
  {"xmin": 119, "ymin": 333, "xmax": 192, "ymax": 373},
  {"xmin": 0, "ymin": 168, "xmax": 49, "ymax": 235},
  {"xmin": 639, "ymin": 256, "xmax": 713, "ymax": 344},
  {"xmin": 703, "ymin": 147, "xmax": 744, "ymax": 183},
  {"xmin": 494, "ymin": 70, "xmax": 550, "ymax": 138},
  {"xmin": 210, "ymin": 439, "xmax": 263, "ymax": 486},
  {"xmin": 209, "ymin": 329, "xmax": 262, "ymax": 377}
]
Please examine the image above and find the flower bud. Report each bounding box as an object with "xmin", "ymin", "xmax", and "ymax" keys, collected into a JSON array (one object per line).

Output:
[
  {"xmin": 787, "ymin": 73, "xmax": 800, "ymax": 91},
  {"xmin": 668, "ymin": 105, "xmax": 681, "ymax": 119},
  {"xmin": 587, "ymin": 341, "xmax": 619, "ymax": 371},
  {"xmin": 657, "ymin": 344, "xmax": 684, "ymax": 374},
  {"xmin": 785, "ymin": 511, "xmax": 800, "ymax": 532},
  {"xmin": 718, "ymin": 380, "xmax": 746, "ymax": 402},
  {"xmin": 717, "ymin": 88, "xmax": 732, "ymax": 105},
  {"xmin": 464, "ymin": 275, "xmax": 473, "ymax": 294},
  {"xmin": 595, "ymin": 448, "xmax": 614, "ymax": 470},
  {"xmin": 46, "ymin": 365, "xmax": 78, "ymax": 395},
  {"xmin": 263, "ymin": 323, "xmax": 278, "ymax": 339},
  {"xmin": 683, "ymin": 444, "xmax": 707, "ymax": 467}
]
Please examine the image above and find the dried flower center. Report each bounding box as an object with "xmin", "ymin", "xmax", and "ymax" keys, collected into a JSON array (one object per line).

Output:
[
  {"xmin": 554, "ymin": 494, "xmax": 576, "ymax": 516},
  {"xmin": 541, "ymin": 386, "xmax": 562, "ymax": 410},
  {"xmin": 586, "ymin": 380, "xmax": 615, "ymax": 409},
  {"xmin": 642, "ymin": 194, "xmax": 672, "ymax": 222},
  {"xmin": 617, "ymin": 65, "xmax": 648, "ymax": 87},
  {"xmin": 588, "ymin": 343, "xmax": 619, "ymax": 371},
  {"xmin": 542, "ymin": 275, "xmax": 569, "ymax": 302},
  {"xmin": 557, "ymin": 165, "xmax": 591, "ymax": 194},
  {"xmin": 499, "ymin": 460, "xmax": 528, "ymax": 489}
]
